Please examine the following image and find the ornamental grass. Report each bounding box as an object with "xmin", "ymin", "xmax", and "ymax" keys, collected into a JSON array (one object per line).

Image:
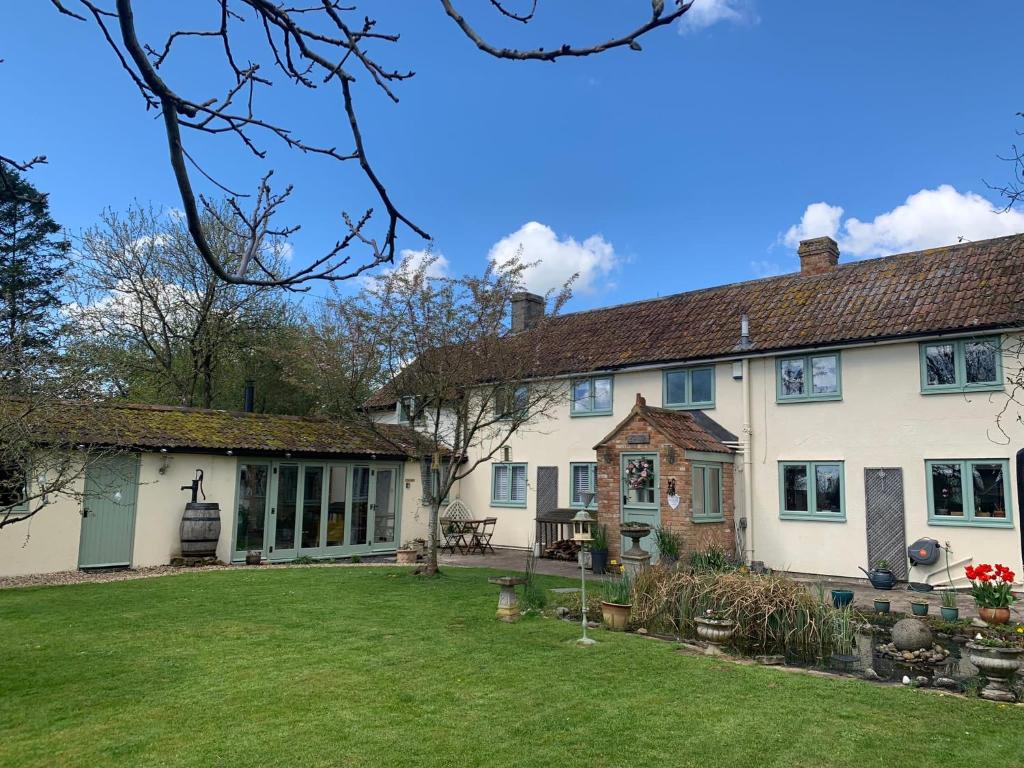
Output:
[{"xmin": 630, "ymin": 566, "xmax": 850, "ymax": 664}]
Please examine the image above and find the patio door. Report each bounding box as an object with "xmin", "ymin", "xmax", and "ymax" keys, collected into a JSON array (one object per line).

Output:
[
  {"xmin": 270, "ymin": 464, "xmax": 299, "ymax": 560},
  {"xmin": 79, "ymin": 454, "xmax": 139, "ymax": 568},
  {"xmin": 620, "ymin": 452, "xmax": 660, "ymax": 559}
]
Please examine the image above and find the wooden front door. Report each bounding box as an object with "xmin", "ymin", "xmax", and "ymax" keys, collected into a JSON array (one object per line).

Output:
[
  {"xmin": 620, "ymin": 452, "xmax": 659, "ymax": 559},
  {"xmin": 79, "ymin": 455, "xmax": 140, "ymax": 568}
]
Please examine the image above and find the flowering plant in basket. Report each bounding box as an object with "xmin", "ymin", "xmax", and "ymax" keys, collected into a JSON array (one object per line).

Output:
[{"xmin": 964, "ymin": 563, "xmax": 1017, "ymax": 608}]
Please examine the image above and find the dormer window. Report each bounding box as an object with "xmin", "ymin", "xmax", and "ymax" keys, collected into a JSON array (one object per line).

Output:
[{"xmin": 397, "ymin": 396, "xmax": 417, "ymax": 425}]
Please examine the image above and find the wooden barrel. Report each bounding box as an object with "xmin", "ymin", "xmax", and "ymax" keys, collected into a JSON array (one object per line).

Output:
[{"xmin": 180, "ymin": 502, "xmax": 221, "ymax": 557}]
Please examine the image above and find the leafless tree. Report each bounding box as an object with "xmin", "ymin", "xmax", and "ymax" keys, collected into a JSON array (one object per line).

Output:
[
  {"xmin": 341, "ymin": 250, "xmax": 572, "ymax": 575},
  {"xmin": 68, "ymin": 204, "xmax": 292, "ymax": 408},
  {"xmin": 989, "ymin": 110, "xmax": 1024, "ymax": 211},
  {"xmin": 7, "ymin": 1, "xmax": 695, "ymax": 288}
]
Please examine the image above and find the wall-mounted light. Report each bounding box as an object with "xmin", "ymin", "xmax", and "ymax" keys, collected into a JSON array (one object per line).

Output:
[
  {"xmin": 732, "ymin": 361, "xmax": 743, "ymax": 380},
  {"xmin": 226, "ymin": 450, "xmax": 234, "ymax": 456},
  {"xmin": 158, "ymin": 448, "xmax": 171, "ymax": 475}
]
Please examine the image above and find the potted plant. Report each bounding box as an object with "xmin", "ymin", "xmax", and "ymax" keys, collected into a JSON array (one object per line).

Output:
[
  {"xmin": 589, "ymin": 524, "xmax": 609, "ymax": 575},
  {"xmin": 965, "ymin": 563, "xmax": 1017, "ymax": 624},
  {"xmin": 831, "ymin": 588, "xmax": 854, "ymax": 608},
  {"xmin": 600, "ymin": 573, "xmax": 632, "ymax": 630},
  {"xmin": 654, "ymin": 526, "xmax": 681, "ymax": 567},
  {"xmin": 873, "ymin": 598, "xmax": 891, "ymax": 613},
  {"xmin": 396, "ymin": 546, "xmax": 418, "ymax": 565},
  {"xmin": 245, "ymin": 550, "xmax": 262, "ymax": 566},
  {"xmin": 965, "ymin": 627, "xmax": 1024, "ymax": 701},
  {"xmin": 939, "ymin": 590, "xmax": 959, "ymax": 621},
  {"xmin": 910, "ymin": 599, "xmax": 929, "ymax": 617},
  {"xmin": 859, "ymin": 559, "xmax": 896, "ymax": 590},
  {"xmin": 695, "ymin": 607, "xmax": 735, "ymax": 648}
]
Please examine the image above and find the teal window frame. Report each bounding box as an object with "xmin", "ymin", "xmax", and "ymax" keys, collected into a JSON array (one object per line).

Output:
[
  {"xmin": 919, "ymin": 336, "xmax": 1003, "ymax": 394},
  {"xmin": 397, "ymin": 396, "xmax": 417, "ymax": 425},
  {"xmin": 0, "ymin": 461, "xmax": 29, "ymax": 516},
  {"xmin": 691, "ymin": 462, "xmax": 724, "ymax": 522},
  {"xmin": 925, "ymin": 459, "xmax": 1014, "ymax": 528},
  {"xmin": 570, "ymin": 376, "xmax": 614, "ymax": 417},
  {"xmin": 662, "ymin": 366, "xmax": 715, "ymax": 410},
  {"xmin": 495, "ymin": 384, "xmax": 529, "ymax": 421},
  {"xmin": 776, "ymin": 352, "xmax": 843, "ymax": 403},
  {"xmin": 569, "ymin": 462, "xmax": 598, "ymax": 507},
  {"xmin": 778, "ymin": 460, "xmax": 846, "ymax": 522},
  {"xmin": 490, "ymin": 462, "xmax": 528, "ymax": 508}
]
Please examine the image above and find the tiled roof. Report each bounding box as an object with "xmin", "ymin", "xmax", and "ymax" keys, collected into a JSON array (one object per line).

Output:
[
  {"xmin": 594, "ymin": 395, "xmax": 736, "ymax": 455},
  {"xmin": 367, "ymin": 234, "xmax": 1024, "ymax": 407},
  {"xmin": 11, "ymin": 400, "xmax": 430, "ymax": 458}
]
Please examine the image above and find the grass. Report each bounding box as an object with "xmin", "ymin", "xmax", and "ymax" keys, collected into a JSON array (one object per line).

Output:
[{"xmin": 1, "ymin": 567, "xmax": 1022, "ymax": 768}]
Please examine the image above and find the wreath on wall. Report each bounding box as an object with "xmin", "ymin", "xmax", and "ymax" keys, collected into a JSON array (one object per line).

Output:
[{"xmin": 626, "ymin": 458, "xmax": 654, "ymax": 490}]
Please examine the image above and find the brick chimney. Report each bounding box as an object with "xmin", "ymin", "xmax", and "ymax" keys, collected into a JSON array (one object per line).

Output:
[
  {"xmin": 510, "ymin": 292, "xmax": 544, "ymax": 333},
  {"xmin": 798, "ymin": 236, "xmax": 840, "ymax": 275}
]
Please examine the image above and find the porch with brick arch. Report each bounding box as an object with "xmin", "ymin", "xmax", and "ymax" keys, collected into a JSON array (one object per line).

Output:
[{"xmin": 593, "ymin": 393, "xmax": 739, "ymax": 565}]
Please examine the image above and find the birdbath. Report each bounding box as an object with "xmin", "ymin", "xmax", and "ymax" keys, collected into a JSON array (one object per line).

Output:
[
  {"xmin": 619, "ymin": 524, "xmax": 652, "ymax": 578},
  {"xmin": 488, "ymin": 575, "xmax": 527, "ymax": 622}
]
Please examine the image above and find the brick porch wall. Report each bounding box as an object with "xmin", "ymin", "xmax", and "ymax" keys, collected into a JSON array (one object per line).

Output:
[{"xmin": 595, "ymin": 415, "xmax": 736, "ymax": 563}]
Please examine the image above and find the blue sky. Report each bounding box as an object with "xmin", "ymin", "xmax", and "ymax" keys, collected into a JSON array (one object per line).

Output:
[{"xmin": 3, "ymin": 1, "xmax": 1024, "ymax": 309}]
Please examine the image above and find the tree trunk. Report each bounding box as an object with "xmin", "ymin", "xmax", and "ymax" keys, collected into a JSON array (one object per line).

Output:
[{"xmin": 422, "ymin": 499, "xmax": 441, "ymax": 576}]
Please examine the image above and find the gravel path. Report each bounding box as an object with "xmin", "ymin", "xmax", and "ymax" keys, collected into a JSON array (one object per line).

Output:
[{"xmin": 0, "ymin": 559, "xmax": 403, "ymax": 591}]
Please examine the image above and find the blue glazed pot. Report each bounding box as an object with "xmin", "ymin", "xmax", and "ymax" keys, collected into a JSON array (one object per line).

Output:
[
  {"xmin": 831, "ymin": 589, "xmax": 854, "ymax": 608},
  {"xmin": 873, "ymin": 599, "xmax": 891, "ymax": 613},
  {"xmin": 911, "ymin": 601, "xmax": 929, "ymax": 617},
  {"xmin": 940, "ymin": 606, "xmax": 959, "ymax": 622}
]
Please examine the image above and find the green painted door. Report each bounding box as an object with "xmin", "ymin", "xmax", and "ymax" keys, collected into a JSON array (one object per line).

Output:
[
  {"xmin": 370, "ymin": 466, "xmax": 398, "ymax": 550},
  {"xmin": 79, "ymin": 454, "xmax": 140, "ymax": 568},
  {"xmin": 620, "ymin": 452, "xmax": 660, "ymax": 560}
]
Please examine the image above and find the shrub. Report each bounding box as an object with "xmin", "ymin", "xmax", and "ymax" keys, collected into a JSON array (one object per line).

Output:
[
  {"xmin": 689, "ymin": 541, "xmax": 734, "ymax": 573},
  {"xmin": 293, "ymin": 555, "xmax": 317, "ymax": 565},
  {"xmin": 521, "ymin": 545, "xmax": 547, "ymax": 610},
  {"xmin": 602, "ymin": 573, "xmax": 633, "ymax": 605},
  {"xmin": 590, "ymin": 524, "xmax": 609, "ymax": 552}
]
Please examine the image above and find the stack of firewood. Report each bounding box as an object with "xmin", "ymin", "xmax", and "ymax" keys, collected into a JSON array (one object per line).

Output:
[{"xmin": 543, "ymin": 539, "xmax": 581, "ymax": 560}]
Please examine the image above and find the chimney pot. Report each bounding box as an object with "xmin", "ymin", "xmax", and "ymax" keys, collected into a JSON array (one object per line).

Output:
[
  {"xmin": 510, "ymin": 292, "xmax": 544, "ymax": 333},
  {"xmin": 798, "ymin": 236, "xmax": 840, "ymax": 275}
]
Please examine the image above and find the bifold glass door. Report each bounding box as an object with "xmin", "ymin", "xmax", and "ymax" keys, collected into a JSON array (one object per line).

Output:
[{"xmin": 235, "ymin": 460, "xmax": 399, "ymax": 560}]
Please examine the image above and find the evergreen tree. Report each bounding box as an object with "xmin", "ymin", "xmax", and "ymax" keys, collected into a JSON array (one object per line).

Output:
[{"xmin": 0, "ymin": 172, "xmax": 68, "ymax": 379}]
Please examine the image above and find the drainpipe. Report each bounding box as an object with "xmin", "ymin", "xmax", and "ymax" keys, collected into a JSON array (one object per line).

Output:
[{"xmin": 742, "ymin": 357, "xmax": 754, "ymax": 564}]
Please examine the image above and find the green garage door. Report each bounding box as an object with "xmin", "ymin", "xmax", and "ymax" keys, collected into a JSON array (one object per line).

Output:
[{"xmin": 79, "ymin": 455, "xmax": 140, "ymax": 569}]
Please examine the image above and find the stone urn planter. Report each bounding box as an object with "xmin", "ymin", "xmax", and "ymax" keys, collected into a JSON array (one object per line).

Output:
[
  {"xmin": 245, "ymin": 550, "xmax": 262, "ymax": 566},
  {"xmin": 966, "ymin": 642, "xmax": 1023, "ymax": 702},
  {"xmin": 978, "ymin": 606, "xmax": 1012, "ymax": 625},
  {"xmin": 396, "ymin": 548, "xmax": 418, "ymax": 565},
  {"xmin": 619, "ymin": 523, "xmax": 652, "ymax": 577},
  {"xmin": 600, "ymin": 601, "xmax": 631, "ymax": 631},
  {"xmin": 695, "ymin": 617, "xmax": 736, "ymax": 653}
]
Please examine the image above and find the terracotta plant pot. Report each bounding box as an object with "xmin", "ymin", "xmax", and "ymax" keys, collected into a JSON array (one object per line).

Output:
[
  {"xmin": 978, "ymin": 606, "xmax": 1011, "ymax": 625},
  {"xmin": 601, "ymin": 601, "xmax": 631, "ymax": 631},
  {"xmin": 396, "ymin": 548, "xmax": 418, "ymax": 565}
]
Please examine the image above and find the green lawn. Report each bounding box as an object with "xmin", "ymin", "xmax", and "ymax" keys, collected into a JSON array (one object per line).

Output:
[{"xmin": 1, "ymin": 567, "xmax": 1021, "ymax": 768}]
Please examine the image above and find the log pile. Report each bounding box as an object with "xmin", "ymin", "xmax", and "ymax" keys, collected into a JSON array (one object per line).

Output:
[{"xmin": 543, "ymin": 539, "xmax": 581, "ymax": 561}]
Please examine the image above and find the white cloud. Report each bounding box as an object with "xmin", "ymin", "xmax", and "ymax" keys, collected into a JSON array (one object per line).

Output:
[
  {"xmin": 487, "ymin": 221, "xmax": 618, "ymax": 295},
  {"xmin": 678, "ymin": 0, "xmax": 755, "ymax": 33},
  {"xmin": 396, "ymin": 247, "xmax": 449, "ymax": 278},
  {"xmin": 783, "ymin": 185, "xmax": 1024, "ymax": 259}
]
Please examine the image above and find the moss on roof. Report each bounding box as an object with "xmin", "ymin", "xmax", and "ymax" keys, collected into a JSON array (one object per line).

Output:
[{"xmin": 11, "ymin": 400, "xmax": 430, "ymax": 458}]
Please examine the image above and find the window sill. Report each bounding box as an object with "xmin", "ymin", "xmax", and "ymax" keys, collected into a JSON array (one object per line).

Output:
[
  {"xmin": 693, "ymin": 516, "xmax": 725, "ymax": 524},
  {"xmin": 569, "ymin": 410, "xmax": 613, "ymax": 418},
  {"xmin": 920, "ymin": 384, "xmax": 1004, "ymax": 395},
  {"xmin": 927, "ymin": 517, "xmax": 1014, "ymax": 529},
  {"xmin": 776, "ymin": 394, "xmax": 843, "ymax": 404},
  {"xmin": 662, "ymin": 402, "xmax": 715, "ymax": 411},
  {"xmin": 490, "ymin": 501, "xmax": 527, "ymax": 509},
  {"xmin": 780, "ymin": 512, "xmax": 846, "ymax": 523}
]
